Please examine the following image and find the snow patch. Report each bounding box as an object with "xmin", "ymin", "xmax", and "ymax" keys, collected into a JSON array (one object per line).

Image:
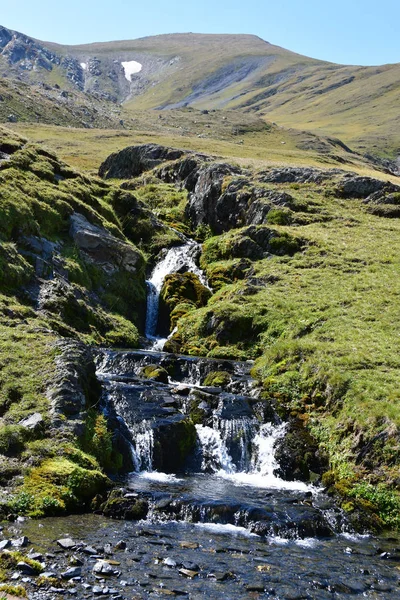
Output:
[{"xmin": 121, "ymin": 60, "xmax": 142, "ymax": 81}]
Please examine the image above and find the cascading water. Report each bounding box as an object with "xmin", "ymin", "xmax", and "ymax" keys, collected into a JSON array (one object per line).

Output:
[
  {"xmin": 145, "ymin": 240, "xmax": 208, "ymax": 349},
  {"xmin": 96, "ymin": 236, "xmax": 347, "ymax": 542},
  {"xmin": 129, "ymin": 421, "xmax": 154, "ymax": 472}
]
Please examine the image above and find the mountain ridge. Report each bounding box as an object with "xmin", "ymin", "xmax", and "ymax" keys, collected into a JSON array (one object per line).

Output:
[{"xmin": 0, "ymin": 25, "xmax": 399, "ymax": 157}]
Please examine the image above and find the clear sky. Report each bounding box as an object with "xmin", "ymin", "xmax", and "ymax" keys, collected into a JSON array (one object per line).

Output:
[{"xmin": 1, "ymin": 0, "xmax": 399, "ymax": 66}]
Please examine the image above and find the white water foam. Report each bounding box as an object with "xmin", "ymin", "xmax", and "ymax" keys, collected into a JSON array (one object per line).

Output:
[
  {"xmin": 130, "ymin": 421, "xmax": 154, "ymax": 472},
  {"xmin": 121, "ymin": 60, "xmax": 142, "ymax": 81},
  {"xmin": 197, "ymin": 420, "xmax": 311, "ymax": 492},
  {"xmin": 267, "ymin": 535, "xmax": 319, "ymax": 548},
  {"xmin": 145, "ymin": 241, "xmax": 208, "ymax": 345},
  {"xmin": 194, "ymin": 522, "xmax": 259, "ymax": 538},
  {"xmin": 137, "ymin": 472, "xmax": 184, "ymax": 483},
  {"xmin": 195, "ymin": 425, "xmax": 235, "ymax": 473},
  {"xmin": 80, "ymin": 62, "xmax": 87, "ymax": 70}
]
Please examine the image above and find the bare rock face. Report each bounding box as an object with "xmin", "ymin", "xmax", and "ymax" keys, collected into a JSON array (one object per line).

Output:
[
  {"xmin": 69, "ymin": 212, "xmax": 143, "ymax": 275},
  {"xmin": 98, "ymin": 144, "xmax": 186, "ymax": 179},
  {"xmin": 185, "ymin": 163, "xmax": 243, "ymax": 233},
  {"xmin": 47, "ymin": 340, "xmax": 100, "ymax": 429},
  {"xmin": 336, "ymin": 175, "xmax": 400, "ymax": 199}
]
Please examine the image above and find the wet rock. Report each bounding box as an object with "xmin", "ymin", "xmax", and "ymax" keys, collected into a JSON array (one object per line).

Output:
[
  {"xmin": 179, "ymin": 541, "xmax": 199, "ymax": 550},
  {"xmin": 82, "ymin": 545, "xmax": 97, "ymax": 555},
  {"xmin": 163, "ymin": 557, "xmax": 177, "ymax": 567},
  {"xmin": 181, "ymin": 560, "xmax": 199, "ymax": 571},
  {"xmin": 179, "ymin": 568, "xmax": 198, "ymax": 578},
  {"xmin": 246, "ymin": 582, "xmax": 266, "ymax": 592},
  {"xmin": 274, "ymin": 417, "xmax": 328, "ymax": 482},
  {"xmin": 114, "ymin": 540, "xmax": 127, "ymax": 550},
  {"xmin": 93, "ymin": 560, "xmax": 119, "ymax": 576},
  {"xmin": 61, "ymin": 566, "xmax": 82, "ymax": 579},
  {"xmin": 139, "ymin": 364, "xmax": 169, "ymax": 384},
  {"xmin": 208, "ymin": 571, "xmax": 234, "ymax": 581},
  {"xmin": 57, "ymin": 538, "xmax": 77, "ymax": 550},
  {"xmin": 101, "ymin": 488, "xmax": 149, "ymax": 520}
]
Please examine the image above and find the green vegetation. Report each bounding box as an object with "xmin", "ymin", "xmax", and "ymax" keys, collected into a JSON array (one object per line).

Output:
[
  {"xmin": 0, "ymin": 584, "xmax": 27, "ymax": 598},
  {"xmin": 203, "ymin": 371, "xmax": 232, "ymax": 387},
  {"xmin": 0, "ymin": 125, "xmax": 162, "ymax": 516},
  {"xmin": 161, "ymin": 172, "xmax": 400, "ymax": 524}
]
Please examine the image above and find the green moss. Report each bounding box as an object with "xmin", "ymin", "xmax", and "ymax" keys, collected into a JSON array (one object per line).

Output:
[
  {"xmin": 81, "ymin": 410, "xmax": 123, "ymax": 472},
  {"xmin": 0, "ymin": 550, "xmax": 43, "ymax": 574},
  {"xmin": 348, "ymin": 483, "xmax": 400, "ymax": 529},
  {"xmin": 15, "ymin": 457, "xmax": 110, "ymax": 517},
  {"xmin": 0, "ymin": 425, "xmax": 27, "ymax": 456},
  {"xmin": 140, "ymin": 365, "xmax": 169, "ymax": 383},
  {"xmin": 203, "ymin": 371, "xmax": 231, "ymax": 387},
  {"xmin": 159, "ymin": 272, "xmax": 211, "ymax": 334},
  {"xmin": 0, "ymin": 583, "xmax": 27, "ymax": 597}
]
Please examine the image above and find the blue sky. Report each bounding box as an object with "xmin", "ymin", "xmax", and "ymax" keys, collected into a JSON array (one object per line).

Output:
[{"xmin": 1, "ymin": 0, "xmax": 399, "ymax": 66}]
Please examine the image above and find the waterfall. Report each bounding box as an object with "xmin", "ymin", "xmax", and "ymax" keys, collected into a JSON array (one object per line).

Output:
[
  {"xmin": 251, "ymin": 422, "xmax": 287, "ymax": 477},
  {"xmin": 195, "ymin": 417, "xmax": 308, "ymax": 491},
  {"xmin": 195, "ymin": 425, "xmax": 236, "ymax": 473},
  {"xmin": 145, "ymin": 240, "xmax": 208, "ymax": 347},
  {"xmin": 129, "ymin": 421, "xmax": 154, "ymax": 472}
]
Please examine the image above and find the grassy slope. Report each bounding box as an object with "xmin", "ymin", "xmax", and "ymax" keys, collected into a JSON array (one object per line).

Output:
[
  {"xmin": 7, "ymin": 112, "xmax": 396, "ymax": 181},
  {"xmin": 2, "ymin": 30, "xmax": 399, "ymax": 155},
  {"xmin": 0, "ymin": 125, "xmax": 180, "ymax": 518},
  {"xmin": 43, "ymin": 32, "xmax": 400, "ymax": 156},
  {"xmin": 171, "ymin": 174, "xmax": 400, "ymax": 527},
  {"xmin": 2, "ymin": 111, "xmax": 400, "ymax": 527}
]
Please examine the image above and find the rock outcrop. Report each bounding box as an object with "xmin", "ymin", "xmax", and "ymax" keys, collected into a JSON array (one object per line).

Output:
[
  {"xmin": 69, "ymin": 212, "xmax": 144, "ymax": 275},
  {"xmin": 98, "ymin": 144, "xmax": 187, "ymax": 179}
]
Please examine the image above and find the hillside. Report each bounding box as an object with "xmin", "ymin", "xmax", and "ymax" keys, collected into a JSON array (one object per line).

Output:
[
  {"xmin": 0, "ymin": 116, "xmax": 399, "ymax": 530},
  {"xmin": 0, "ymin": 26, "xmax": 399, "ymax": 158}
]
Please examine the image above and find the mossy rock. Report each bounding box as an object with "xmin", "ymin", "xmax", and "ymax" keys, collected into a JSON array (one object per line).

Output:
[
  {"xmin": 158, "ymin": 272, "xmax": 211, "ymax": 335},
  {"xmin": 274, "ymin": 418, "xmax": 328, "ymax": 483},
  {"xmin": 140, "ymin": 364, "xmax": 169, "ymax": 383},
  {"xmin": 14, "ymin": 457, "xmax": 110, "ymax": 517},
  {"xmin": 203, "ymin": 370, "xmax": 231, "ymax": 387},
  {"xmin": 101, "ymin": 488, "xmax": 148, "ymax": 520}
]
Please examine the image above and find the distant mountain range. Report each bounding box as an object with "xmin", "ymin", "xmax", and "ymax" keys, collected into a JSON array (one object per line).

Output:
[{"xmin": 0, "ymin": 26, "xmax": 399, "ymax": 157}]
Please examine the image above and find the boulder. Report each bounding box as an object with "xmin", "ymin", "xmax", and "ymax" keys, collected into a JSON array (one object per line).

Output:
[
  {"xmin": 274, "ymin": 418, "xmax": 328, "ymax": 482},
  {"xmin": 159, "ymin": 272, "xmax": 211, "ymax": 334},
  {"xmin": 47, "ymin": 340, "xmax": 100, "ymax": 425},
  {"xmin": 139, "ymin": 365, "xmax": 169, "ymax": 384},
  {"xmin": 98, "ymin": 144, "xmax": 186, "ymax": 179},
  {"xmin": 256, "ymin": 167, "xmax": 332, "ymax": 185},
  {"xmin": 18, "ymin": 412, "xmax": 44, "ymax": 433},
  {"xmin": 364, "ymin": 189, "xmax": 400, "ymax": 218},
  {"xmin": 69, "ymin": 212, "xmax": 143, "ymax": 275},
  {"xmin": 101, "ymin": 488, "xmax": 148, "ymax": 520}
]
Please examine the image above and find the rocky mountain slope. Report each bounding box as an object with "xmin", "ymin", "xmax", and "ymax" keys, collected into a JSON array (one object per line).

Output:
[{"xmin": 0, "ymin": 26, "xmax": 399, "ymax": 157}]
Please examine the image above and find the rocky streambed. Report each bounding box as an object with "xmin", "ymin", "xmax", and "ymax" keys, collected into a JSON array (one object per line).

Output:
[{"xmin": 1, "ymin": 513, "xmax": 400, "ymax": 599}]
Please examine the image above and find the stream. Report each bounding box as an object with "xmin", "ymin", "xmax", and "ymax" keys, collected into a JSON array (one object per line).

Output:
[{"xmin": 10, "ymin": 240, "xmax": 400, "ymax": 598}]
